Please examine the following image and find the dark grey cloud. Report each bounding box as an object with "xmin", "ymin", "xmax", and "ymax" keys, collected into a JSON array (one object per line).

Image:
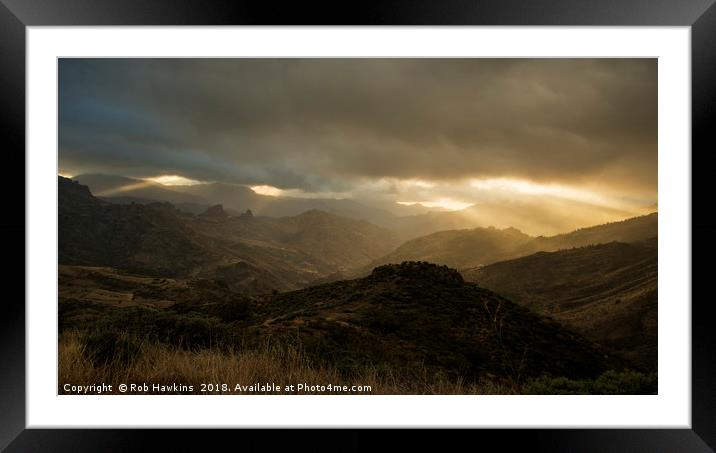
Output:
[{"xmin": 59, "ymin": 58, "xmax": 657, "ymax": 194}]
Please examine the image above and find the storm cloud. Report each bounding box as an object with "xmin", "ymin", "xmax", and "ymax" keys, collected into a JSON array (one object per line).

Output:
[{"xmin": 59, "ymin": 58, "xmax": 657, "ymax": 210}]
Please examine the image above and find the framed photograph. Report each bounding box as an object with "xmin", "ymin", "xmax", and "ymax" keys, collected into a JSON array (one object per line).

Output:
[{"xmin": 3, "ymin": 0, "xmax": 713, "ymax": 450}]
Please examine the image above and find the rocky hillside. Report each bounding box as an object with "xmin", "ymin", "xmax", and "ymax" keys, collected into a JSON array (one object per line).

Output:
[
  {"xmin": 463, "ymin": 240, "xmax": 657, "ymax": 370},
  {"xmin": 250, "ymin": 262, "xmax": 620, "ymax": 381},
  {"xmin": 188, "ymin": 207, "xmax": 400, "ymax": 271},
  {"xmin": 59, "ymin": 177, "xmax": 219, "ymax": 277},
  {"xmin": 532, "ymin": 212, "xmax": 658, "ymax": 251},
  {"xmin": 59, "ymin": 177, "xmax": 399, "ymax": 292}
]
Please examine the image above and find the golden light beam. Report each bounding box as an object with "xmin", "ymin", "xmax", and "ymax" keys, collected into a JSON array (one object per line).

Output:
[{"xmin": 95, "ymin": 180, "xmax": 156, "ymax": 197}]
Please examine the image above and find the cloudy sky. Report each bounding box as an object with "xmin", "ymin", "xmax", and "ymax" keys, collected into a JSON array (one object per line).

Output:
[{"xmin": 59, "ymin": 58, "xmax": 657, "ymax": 228}]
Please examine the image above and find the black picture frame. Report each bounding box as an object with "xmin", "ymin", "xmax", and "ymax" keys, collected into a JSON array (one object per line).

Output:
[{"xmin": 2, "ymin": 1, "xmax": 713, "ymax": 451}]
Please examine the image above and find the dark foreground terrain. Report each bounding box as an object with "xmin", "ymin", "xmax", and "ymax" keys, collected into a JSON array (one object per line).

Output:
[
  {"xmin": 59, "ymin": 262, "xmax": 655, "ymax": 394},
  {"xmin": 463, "ymin": 239, "xmax": 658, "ymax": 370}
]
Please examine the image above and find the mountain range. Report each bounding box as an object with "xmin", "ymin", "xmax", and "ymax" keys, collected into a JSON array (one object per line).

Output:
[
  {"xmin": 72, "ymin": 173, "xmax": 428, "ymax": 232},
  {"xmin": 71, "ymin": 173, "xmax": 655, "ymax": 241},
  {"xmin": 368, "ymin": 212, "xmax": 657, "ymax": 271},
  {"xmin": 59, "ymin": 176, "xmax": 400, "ymax": 292}
]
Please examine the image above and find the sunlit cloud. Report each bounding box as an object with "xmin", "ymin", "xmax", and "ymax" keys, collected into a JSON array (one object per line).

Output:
[
  {"xmin": 145, "ymin": 175, "xmax": 203, "ymax": 186},
  {"xmin": 251, "ymin": 185, "xmax": 284, "ymax": 197},
  {"xmin": 251, "ymin": 183, "xmax": 356, "ymax": 199}
]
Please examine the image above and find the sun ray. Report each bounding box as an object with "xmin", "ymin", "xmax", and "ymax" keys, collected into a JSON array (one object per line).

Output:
[{"xmin": 144, "ymin": 175, "xmax": 202, "ymax": 186}]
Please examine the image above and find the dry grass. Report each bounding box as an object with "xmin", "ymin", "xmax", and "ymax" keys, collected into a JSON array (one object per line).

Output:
[{"xmin": 58, "ymin": 331, "xmax": 515, "ymax": 395}]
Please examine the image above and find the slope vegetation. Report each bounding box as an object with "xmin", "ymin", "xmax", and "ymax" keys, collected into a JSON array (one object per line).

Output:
[
  {"xmin": 463, "ymin": 240, "xmax": 657, "ymax": 369},
  {"xmin": 60, "ymin": 261, "xmax": 621, "ymax": 386}
]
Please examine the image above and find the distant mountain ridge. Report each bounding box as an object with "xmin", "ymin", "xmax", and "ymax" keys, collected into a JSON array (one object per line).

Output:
[
  {"xmin": 72, "ymin": 173, "xmax": 656, "ymax": 242},
  {"xmin": 368, "ymin": 212, "xmax": 657, "ymax": 271},
  {"xmin": 188, "ymin": 206, "xmax": 401, "ymax": 271},
  {"xmin": 380, "ymin": 200, "xmax": 654, "ymax": 239},
  {"xmin": 533, "ymin": 212, "xmax": 658, "ymax": 250},
  {"xmin": 59, "ymin": 176, "xmax": 399, "ymax": 293},
  {"xmin": 73, "ymin": 173, "xmax": 408, "ymax": 228},
  {"xmin": 368, "ymin": 226, "xmax": 534, "ymax": 271}
]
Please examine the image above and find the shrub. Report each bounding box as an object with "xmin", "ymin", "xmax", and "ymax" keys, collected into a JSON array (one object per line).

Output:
[
  {"xmin": 523, "ymin": 369, "xmax": 657, "ymax": 395},
  {"xmin": 86, "ymin": 306, "xmax": 240, "ymax": 351},
  {"xmin": 205, "ymin": 299, "xmax": 252, "ymax": 322},
  {"xmin": 81, "ymin": 330, "xmax": 142, "ymax": 368}
]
